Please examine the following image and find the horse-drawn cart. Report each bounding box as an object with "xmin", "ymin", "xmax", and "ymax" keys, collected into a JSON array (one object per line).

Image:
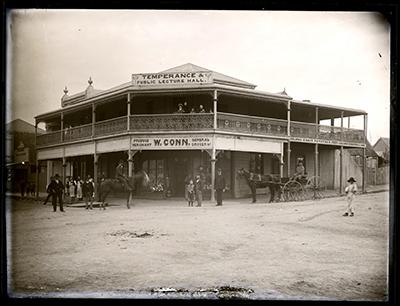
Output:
[{"xmin": 237, "ymin": 169, "xmax": 326, "ymax": 203}]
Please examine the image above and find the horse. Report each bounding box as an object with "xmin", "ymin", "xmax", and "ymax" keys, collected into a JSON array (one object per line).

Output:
[
  {"xmin": 237, "ymin": 168, "xmax": 281, "ymax": 203},
  {"xmin": 98, "ymin": 170, "xmax": 150, "ymax": 209}
]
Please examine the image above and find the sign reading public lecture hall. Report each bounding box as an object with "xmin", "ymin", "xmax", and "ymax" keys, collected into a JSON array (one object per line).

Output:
[
  {"xmin": 132, "ymin": 136, "xmax": 212, "ymax": 150},
  {"xmin": 132, "ymin": 71, "xmax": 213, "ymax": 86}
]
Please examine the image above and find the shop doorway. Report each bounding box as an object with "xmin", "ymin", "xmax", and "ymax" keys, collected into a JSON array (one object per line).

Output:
[{"xmin": 171, "ymin": 154, "xmax": 190, "ymax": 196}]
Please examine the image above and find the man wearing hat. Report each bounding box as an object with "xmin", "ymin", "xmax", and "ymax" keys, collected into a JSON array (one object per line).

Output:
[
  {"xmin": 116, "ymin": 159, "xmax": 128, "ymax": 188},
  {"xmin": 48, "ymin": 174, "xmax": 65, "ymax": 212},
  {"xmin": 215, "ymin": 168, "xmax": 226, "ymax": 206},
  {"xmin": 343, "ymin": 177, "xmax": 358, "ymax": 217},
  {"xmin": 83, "ymin": 175, "xmax": 95, "ymax": 210},
  {"xmin": 176, "ymin": 103, "xmax": 185, "ymax": 113},
  {"xmin": 194, "ymin": 175, "xmax": 204, "ymax": 207}
]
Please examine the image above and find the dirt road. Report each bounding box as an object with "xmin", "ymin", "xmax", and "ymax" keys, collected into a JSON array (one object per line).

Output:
[{"xmin": 7, "ymin": 192, "xmax": 389, "ymax": 300}]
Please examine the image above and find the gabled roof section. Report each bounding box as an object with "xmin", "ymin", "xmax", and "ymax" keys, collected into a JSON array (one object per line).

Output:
[
  {"xmin": 373, "ymin": 137, "xmax": 390, "ymax": 151},
  {"xmin": 6, "ymin": 119, "xmax": 45, "ymax": 134},
  {"xmin": 159, "ymin": 63, "xmax": 257, "ymax": 89},
  {"xmin": 61, "ymin": 78, "xmax": 104, "ymax": 108},
  {"xmin": 347, "ymin": 138, "xmax": 378, "ymax": 158}
]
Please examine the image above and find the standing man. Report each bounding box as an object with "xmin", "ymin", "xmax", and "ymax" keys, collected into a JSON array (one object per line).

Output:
[
  {"xmin": 48, "ymin": 174, "xmax": 65, "ymax": 212},
  {"xmin": 194, "ymin": 175, "xmax": 204, "ymax": 207},
  {"xmin": 19, "ymin": 178, "xmax": 27, "ymax": 200},
  {"xmin": 98, "ymin": 172, "xmax": 106, "ymax": 202},
  {"xmin": 182, "ymin": 101, "xmax": 189, "ymax": 113},
  {"xmin": 215, "ymin": 168, "xmax": 226, "ymax": 206},
  {"xmin": 83, "ymin": 175, "xmax": 95, "ymax": 210},
  {"xmin": 198, "ymin": 166, "xmax": 206, "ymax": 186},
  {"xmin": 184, "ymin": 174, "xmax": 192, "ymax": 201}
]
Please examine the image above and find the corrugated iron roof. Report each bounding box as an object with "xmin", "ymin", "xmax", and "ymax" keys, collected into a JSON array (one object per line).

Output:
[{"xmin": 159, "ymin": 63, "xmax": 257, "ymax": 89}]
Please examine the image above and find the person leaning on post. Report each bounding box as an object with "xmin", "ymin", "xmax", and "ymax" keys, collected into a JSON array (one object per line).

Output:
[{"xmin": 215, "ymin": 168, "xmax": 226, "ymax": 206}]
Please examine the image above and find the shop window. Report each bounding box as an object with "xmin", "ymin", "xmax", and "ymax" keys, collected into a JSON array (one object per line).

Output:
[
  {"xmin": 250, "ymin": 153, "xmax": 264, "ymax": 174},
  {"xmin": 142, "ymin": 159, "xmax": 165, "ymax": 187}
]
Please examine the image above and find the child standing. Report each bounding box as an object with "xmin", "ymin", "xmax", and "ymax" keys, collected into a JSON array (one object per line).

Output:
[
  {"xmin": 186, "ymin": 179, "xmax": 195, "ymax": 207},
  {"xmin": 343, "ymin": 177, "xmax": 358, "ymax": 217}
]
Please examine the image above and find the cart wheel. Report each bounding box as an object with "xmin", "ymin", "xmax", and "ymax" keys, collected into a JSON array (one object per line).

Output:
[
  {"xmin": 305, "ymin": 176, "xmax": 325, "ymax": 199},
  {"xmin": 283, "ymin": 180, "xmax": 305, "ymax": 202}
]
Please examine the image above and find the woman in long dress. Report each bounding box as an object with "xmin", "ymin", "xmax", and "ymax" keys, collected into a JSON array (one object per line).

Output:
[
  {"xmin": 76, "ymin": 176, "xmax": 83, "ymax": 200},
  {"xmin": 69, "ymin": 178, "xmax": 76, "ymax": 204}
]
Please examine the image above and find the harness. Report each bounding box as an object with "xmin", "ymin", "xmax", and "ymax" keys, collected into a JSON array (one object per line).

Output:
[{"xmin": 249, "ymin": 172, "xmax": 262, "ymax": 182}]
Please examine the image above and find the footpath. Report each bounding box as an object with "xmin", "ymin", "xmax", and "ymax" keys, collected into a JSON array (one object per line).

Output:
[{"xmin": 6, "ymin": 184, "xmax": 389, "ymax": 208}]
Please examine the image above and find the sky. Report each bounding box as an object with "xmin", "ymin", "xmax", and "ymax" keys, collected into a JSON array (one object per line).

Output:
[{"xmin": 6, "ymin": 10, "xmax": 390, "ymax": 144}]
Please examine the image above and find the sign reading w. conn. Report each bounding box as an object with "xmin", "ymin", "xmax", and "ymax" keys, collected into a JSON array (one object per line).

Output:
[{"xmin": 131, "ymin": 136, "xmax": 213, "ymax": 150}]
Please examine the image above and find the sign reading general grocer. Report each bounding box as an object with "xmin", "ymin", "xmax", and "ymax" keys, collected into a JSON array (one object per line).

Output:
[
  {"xmin": 132, "ymin": 71, "xmax": 213, "ymax": 86},
  {"xmin": 132, "ymin": 136, "xmax": 213, "ymax": 150}
]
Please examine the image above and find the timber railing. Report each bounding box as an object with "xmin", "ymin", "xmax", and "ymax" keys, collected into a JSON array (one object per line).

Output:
[
  {"xmin": 36, "ymin": 130, "xmax": 62, "ymax": 146},
  {"xmin": 63, "ymin": 123, "xmax": 93, "ymax": 142}
]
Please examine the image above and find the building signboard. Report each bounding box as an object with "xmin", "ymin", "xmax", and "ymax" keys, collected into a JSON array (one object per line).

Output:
[
  {"xmin": 132, "ymin": 71, "xmax": 213, "ymax": 86},
  {"xmin": 131, "ymin": 135, "xmax": 213, "ymax": 150},
  {"xmin": 215, "ymin": 135, "xmax": 283, "ymax": 154},
  {"xmin": 290, "ymin": 136, "xmax": 365, "ymax": 147},
  {"xmin": 14, "ymin": 147, "xmax": 29, "ymax": 163}
]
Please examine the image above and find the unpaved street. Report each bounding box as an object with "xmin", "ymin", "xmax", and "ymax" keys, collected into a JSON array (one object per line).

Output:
[{"xmin": 7, "ymin": 192, "xmax": 389, "ymax": 300}]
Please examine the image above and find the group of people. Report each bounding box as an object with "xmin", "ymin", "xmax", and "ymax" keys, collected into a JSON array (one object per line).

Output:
[
  {"xmin": 184, "ymin": 167, "xmax": 226, "ymax": 207},
  {"xmin": 66, "ymin": 177, "xmax": 83, "ymax": 203},
  {"xmin": 44, "ymin": 174, "xmax": 96, "ymax": 211},
  {"xmin": 175, "ymin": 102, "xmax": 212, "ymax": 114}
]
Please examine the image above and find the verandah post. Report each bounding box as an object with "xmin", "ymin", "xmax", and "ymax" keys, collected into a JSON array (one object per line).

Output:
[
  {"xmin": 210, "ymin": 147, "xmax": 216, "ymax": 202},
  {"xmin": 213, "ymin": 90, "xmax": 218, "ymax": 129},
  {"xmin": 35, "ymin": 120, "xmax": 39, "ymax": 200}
]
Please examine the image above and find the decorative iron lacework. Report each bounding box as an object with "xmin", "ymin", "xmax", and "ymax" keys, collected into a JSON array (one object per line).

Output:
[
  {"xmin": 95, "ymin": 117, "xmax": 127, "ymax": 136},
  {"xmin": 217, "ymin": 113, "xmax": 287, "ymax": 136},
  {"xmin": 130, "ymin": 114, "xmax": 213, "ymax": 131}
]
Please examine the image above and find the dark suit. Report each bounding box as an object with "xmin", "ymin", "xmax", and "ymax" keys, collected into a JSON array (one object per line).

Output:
[
  {"xmin": 48, "ymin": 179, "xmax": 64, "ymax": 212},
  {"xmin": 215, "ymin": 174, "xmax": 226, "ymax": 206},
  {"xmin": 194, "ymin": 179, "xmax": 204, "ymax": 207}
]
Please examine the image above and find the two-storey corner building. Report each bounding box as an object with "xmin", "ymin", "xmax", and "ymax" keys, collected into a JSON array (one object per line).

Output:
[{"xmin": 34, "ymin": 63, "xmax": 368, "ymax": 200}]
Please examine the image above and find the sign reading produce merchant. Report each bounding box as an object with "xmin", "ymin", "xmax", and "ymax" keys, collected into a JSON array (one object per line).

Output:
[
  {"xmin": 132, "ymin": 71, "xmax": 213, "ymax": 86},
  {"xmin": 132, "ymin": 135, "xmax": 213, "ymax": 150}
]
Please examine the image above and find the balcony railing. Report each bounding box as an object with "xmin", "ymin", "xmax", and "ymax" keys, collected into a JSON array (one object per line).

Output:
[
  {"xmin": 94, "ymin": 116, "xmax": 127, "ymax": 137},
  {"xmin": 318, "ymin": 125, "xmax": 343, "ymax": 141},
  {"xmin": 63, "ymin": 123, "xmax": 92, "ymax": 142},
  {"xmin": 290, "ymin": 121, "xmax": 317, "ymax": 138},
  {"xmin": 217, "ymin": 112, "xmax": 287, "ymax": 136},
  {"xmin": 37, "ymin": 130, "xmax": 61, "ymax": 146},
  {"xmin": 130, "ymin": 113, "xmax": 213, "ymax": 131},
  {"xmin": 36, "ymin": 112, "xmax": 365, "ymax": 147},
  {"xmin": 342, "ymin": 128, "xmax": 364, "ymax": 143}
]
